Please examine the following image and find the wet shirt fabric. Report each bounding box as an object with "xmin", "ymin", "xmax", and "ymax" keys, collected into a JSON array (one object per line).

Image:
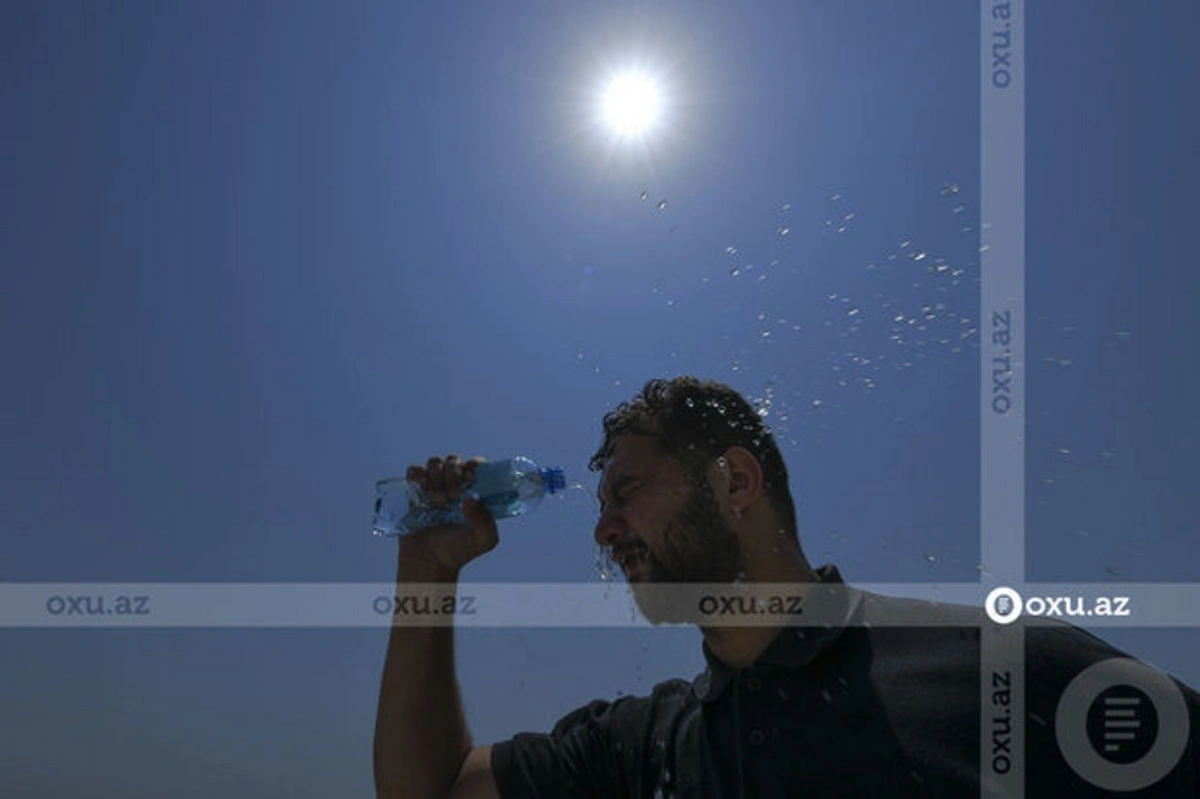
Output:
[{"xmin": 490, "ymin": 564, "xmax": 1200, "ymax": 798}]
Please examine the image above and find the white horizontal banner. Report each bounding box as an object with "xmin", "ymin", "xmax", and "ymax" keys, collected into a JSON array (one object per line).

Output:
[{"xmin": 0, "ymin": 582, "xmax": 1196, "ymax": 628}]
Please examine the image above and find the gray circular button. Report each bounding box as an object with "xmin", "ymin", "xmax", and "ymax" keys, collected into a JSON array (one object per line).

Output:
[{"xmin": 1056, "ymin": 658, "xmax": 1191, "ymax": 792}]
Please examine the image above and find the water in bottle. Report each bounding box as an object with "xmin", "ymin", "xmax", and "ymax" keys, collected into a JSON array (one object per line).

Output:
[{"xmin": 373, "ymin": 456, "xmax": 567, "ymax": 537}]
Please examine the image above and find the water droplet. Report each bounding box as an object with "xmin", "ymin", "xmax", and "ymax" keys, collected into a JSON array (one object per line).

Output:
[
  {"xmin": 847, "ymin": 307, "xmax": 859, "ymax": 317},
  {"xmin": 1030, "ymin": 712, "xmax": 1047, "ymax": 726},
  {"xmin": 821, "ymin": 690, "xmax": 833, "ymax": 703},
  {"xmin": 924, "ymin": 553, "xmax": 937, "ymax": 564},
  {"xmin": 685, "ymin": 397, "xmax": 695, "ymax": 408},
  {"xmin": 952, "ymin": 204, "xmax": 965, "ymax": 214},
  {"xmin": 780, "ymin": 203, "xmax": 791, "ymax": 211},
  {"xmin": 940, "ymin": 183, "xmax": 960, "ymax": 197},
  {"xmin": 777, "ymin": 226, "xmax": 790, "ymax": 236},
  {"xmin": 829, "ymin": 192, "xmax": 842, "ymax": 201},
  {"xmin": 730, "ymin": 266, "xmax": 741, "ymax": 277},
  {"xmin": 595, "ymin": 546, "xmax": 614, "ymax": 581},
  {"xmin": 900, "ymin": 239, "xmax": 912, "ymax": 249},
  {"xmin": 912, "ymin": 251, "xmax": 927, "ymax": 261},
  {"xmin": 640, "ymin": 190, "xmax": 649, "ymax": 201},
  {"xmin": 1058, "ymin": 448, "xmax": 1069, "ymax": 455},
  {"xmin": 725, "ymin": 246, "xmax": 738, "ymax": 255},
  {"xmin": 1115, "ymin": 331, "xmax": 1132, "ymax": 340},
  {"xmin": 811, "ymin": 399, "xmax": 822, "ymax": 409},
  {"xmin": 1105, "ymin": 565, "xmax": 1121, "ymax": 577}
]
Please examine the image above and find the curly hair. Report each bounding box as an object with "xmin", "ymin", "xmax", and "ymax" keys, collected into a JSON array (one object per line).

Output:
[{"xmin": 587, "ymin": 376, "xmax": 799, "ymax": 545}]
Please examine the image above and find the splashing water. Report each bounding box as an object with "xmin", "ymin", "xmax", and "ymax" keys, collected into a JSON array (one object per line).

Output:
[{"xmin": 594, "ymin": 540, "xmax": 629, "ymax": 584}]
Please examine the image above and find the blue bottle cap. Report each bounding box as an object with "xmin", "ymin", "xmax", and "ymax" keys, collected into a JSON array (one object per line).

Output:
[{"xmin": 541, "ymin": 467, "xmax": 567, "ymax": 494}]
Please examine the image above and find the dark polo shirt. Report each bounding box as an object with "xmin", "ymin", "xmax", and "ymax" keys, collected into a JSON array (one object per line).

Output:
[{"xmin": 491, "ymin": 564, "xmax": 1200, "ymax": 798}]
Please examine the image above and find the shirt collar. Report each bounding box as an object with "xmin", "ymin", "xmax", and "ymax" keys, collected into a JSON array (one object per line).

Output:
[{"xmin": 691, "ymin": 563, "xmax": 861, "ymax": 703}]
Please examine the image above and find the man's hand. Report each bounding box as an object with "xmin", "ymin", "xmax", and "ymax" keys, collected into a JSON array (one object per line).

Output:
[{"xmin": 399, "ymin": 454, "xmax": 499, "ymax": 576}]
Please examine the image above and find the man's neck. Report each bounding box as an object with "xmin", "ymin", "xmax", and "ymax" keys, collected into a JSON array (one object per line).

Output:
[{"xmin": 700, "ymin": 547, "xmax": 821, "ymax": 670}]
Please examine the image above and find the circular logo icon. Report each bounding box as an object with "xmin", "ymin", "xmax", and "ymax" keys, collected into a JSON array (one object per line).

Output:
[
  {"xmin": 1056, "ymin": 658, "xmax": 1191, "ymax": 791},
  {"xmin": 1086, "ymin": 684, "xmax": 1158, "ymax": 764},
  {"xmin": 985, "ymin": 586, "xmax": 1023, "ymax": 625}
]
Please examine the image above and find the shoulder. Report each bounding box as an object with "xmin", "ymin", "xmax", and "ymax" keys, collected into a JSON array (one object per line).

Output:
[
  {"xmin": 492, "ymin": 679, "xmax": 696, "ymax": 798},
  {"xmin": 546, "ymin": 678, "xmax": 694, "ymax": 736},
  {"xmin": 856, "ymin": 589, "xmax": 987, "ymax": 626},
  {"xmin": 1023, "ymin": 617, "xmax": 1200, "ymax": 705},
  {"xmin": 855, "ymin": 589, "xmax": 1198, "ymax": 702}
]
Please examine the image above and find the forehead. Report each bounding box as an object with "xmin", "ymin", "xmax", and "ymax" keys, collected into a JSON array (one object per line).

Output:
[{"xmin": 597, "ymin": 434, "xmax": 670, "ymax": 492}]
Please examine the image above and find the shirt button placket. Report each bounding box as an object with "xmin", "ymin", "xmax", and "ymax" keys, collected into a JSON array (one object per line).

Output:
[{"xmin": 744, "ymin": 675, "xmax": 766, "ymax": 753}]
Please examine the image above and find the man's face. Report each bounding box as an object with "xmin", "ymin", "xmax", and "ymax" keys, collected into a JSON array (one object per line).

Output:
[{"xmin": 595, "ymin": 434, "xmax": 744, "ymax": 622}]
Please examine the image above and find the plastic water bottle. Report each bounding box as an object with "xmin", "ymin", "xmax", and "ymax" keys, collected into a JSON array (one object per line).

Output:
[{"xmin": 372, "ymin": 456, "xmax": 567, "ymax": 537}]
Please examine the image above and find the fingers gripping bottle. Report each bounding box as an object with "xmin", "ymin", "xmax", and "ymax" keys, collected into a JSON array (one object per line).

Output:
[{"xmin": 373, "ymin": 456, "xmax": 567, "ymax": 537}]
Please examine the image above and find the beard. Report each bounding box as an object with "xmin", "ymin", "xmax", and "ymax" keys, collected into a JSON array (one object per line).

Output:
[{"xmin": 628, "ymin": 476, "xmax": 745, "ymax": 625}]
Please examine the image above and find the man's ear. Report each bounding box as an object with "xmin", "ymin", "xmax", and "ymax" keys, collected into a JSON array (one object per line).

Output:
[{"xmin": 720, "ymin": 446, "xmax": 763, "ymax": 498}]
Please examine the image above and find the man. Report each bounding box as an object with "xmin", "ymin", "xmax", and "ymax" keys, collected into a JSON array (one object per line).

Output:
[{"xmin": 375, "ymin": 376, "xmax": 1199, "ymax": 798}]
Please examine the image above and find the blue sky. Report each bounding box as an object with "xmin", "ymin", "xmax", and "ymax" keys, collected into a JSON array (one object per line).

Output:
[{"xmin": 1, "ymin": 1, "xmax": 1197, "ymax": 796}]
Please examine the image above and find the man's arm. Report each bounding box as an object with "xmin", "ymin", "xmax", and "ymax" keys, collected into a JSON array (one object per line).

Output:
[
  {"xmin": 374, "ymin": 548, "xmax": 496, "ymax": 799},
  {"xmin": 374, "ymin": 456, "xmax": 502, "ymax": 799}
]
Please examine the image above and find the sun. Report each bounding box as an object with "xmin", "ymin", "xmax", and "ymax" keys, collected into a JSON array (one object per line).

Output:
[{"xmin": 600, "ymin": 70, "xmax": 664, "ymax": 138}]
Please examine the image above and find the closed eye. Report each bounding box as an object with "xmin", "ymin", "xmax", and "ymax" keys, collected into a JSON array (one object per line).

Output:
[{"xmin": 598, "ymin": 479, "xmax": 640, "ymax": 514}]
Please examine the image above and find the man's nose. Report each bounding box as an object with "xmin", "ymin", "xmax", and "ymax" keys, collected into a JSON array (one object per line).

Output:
[{"xmin": 593, "ymin": 509, "xmax": 625, "ymax": 549}]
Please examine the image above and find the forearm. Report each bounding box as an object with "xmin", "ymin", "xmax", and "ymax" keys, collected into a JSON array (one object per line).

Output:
[{"xmin": 374, "ymin": 555, "xmax": 473, "ymax": 799}]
